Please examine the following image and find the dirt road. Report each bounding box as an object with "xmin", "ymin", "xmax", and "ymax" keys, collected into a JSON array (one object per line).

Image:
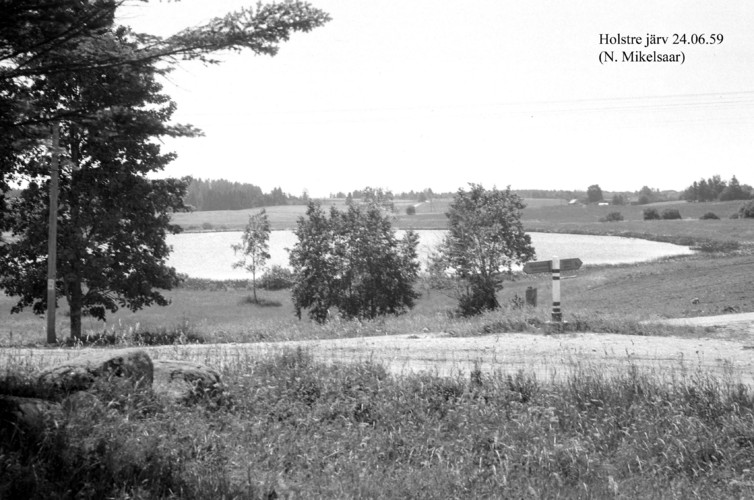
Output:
[{"xmin": 3, "ymin": 314, "xmax": 754, "ymax": 385}]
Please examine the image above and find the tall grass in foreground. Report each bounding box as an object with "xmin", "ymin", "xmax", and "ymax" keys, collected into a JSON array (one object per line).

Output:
[{"xmin": 2, "ymin": 351, "xmax": 754, "ymax": 499}]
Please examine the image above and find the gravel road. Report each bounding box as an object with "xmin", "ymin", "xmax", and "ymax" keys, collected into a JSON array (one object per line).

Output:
[{"xmin": 3, "ymin": 314, "xmax": 754, "ymax": 385}]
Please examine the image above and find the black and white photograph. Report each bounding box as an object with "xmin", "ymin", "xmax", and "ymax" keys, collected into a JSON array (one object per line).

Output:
[{"xmin": 2, "ymin": 1, "xmax": 754, "ymax": 497}]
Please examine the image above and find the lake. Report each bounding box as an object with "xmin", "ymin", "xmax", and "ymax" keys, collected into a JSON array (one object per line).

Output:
[{"xmin": 166, "ymin": 230, "xmax": 694, "ymax": 280}]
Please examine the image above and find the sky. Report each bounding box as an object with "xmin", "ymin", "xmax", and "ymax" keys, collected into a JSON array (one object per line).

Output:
[{"xmin": 118, "ymin": 0, "xmax": 754, "ymax": 198}]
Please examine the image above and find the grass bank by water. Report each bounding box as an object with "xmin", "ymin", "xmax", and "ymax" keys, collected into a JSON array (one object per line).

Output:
[{"xmin": 2, "ymin": 250, "xmax": 752, "ymax": 346}]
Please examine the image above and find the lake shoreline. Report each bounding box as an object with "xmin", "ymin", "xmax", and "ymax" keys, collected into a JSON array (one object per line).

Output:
[
  {"xmin": 179, "ymin": 225, "xmax": 704, "ymax": 248},
  {"xmin": 167, "ymin": 230, "xmax": 694, "ymax": 281},
  {"xmin": 179, "ymin": 223, "xmax": 747, "ymax": 252}
]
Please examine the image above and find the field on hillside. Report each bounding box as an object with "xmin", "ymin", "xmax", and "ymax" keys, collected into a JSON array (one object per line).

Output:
[
  {"xmin": 171, "ymin": 204, "xmax": 315, "ymax": 231},
  {"xmin": 524, "ymin": 199, "xmax": 746, "ymax": 224},
  {"xmin": 171, "ymin": 197, "xmax": 568, "ymax": 231},
  {"xmin": 523, "ymin": 200, "xmax": 754, "ymax": 244},
  {"xmin": 172, "ymin": 198, "xmax": 754, "ymax": 247}
]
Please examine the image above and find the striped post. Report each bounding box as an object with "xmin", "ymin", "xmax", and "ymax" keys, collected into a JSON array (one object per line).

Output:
[{"xmin": 551, "ymin": 255, "xmax": 562, "ymax": 322}]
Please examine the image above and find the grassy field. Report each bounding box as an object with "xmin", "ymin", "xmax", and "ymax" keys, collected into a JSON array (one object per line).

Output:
[
  {"xmin": 2, "ymin": 249, "xmax": 753, "ymax": 346},
  {"xmin": 523, "ymin": 199, "xmax": 754, "ymax": 245},
  {"xmin": 4, "ymin": 198, "xmax": 754, "ymax": 498},
  {"xmin": 1, "ymin": 196, "xmax": 752, "ymax": 345},
  {"xmin": 3, "ymin": 349, "xmax": 754, "ymax": 498},
  {"xmin": 171, "ymin": 197, "xmax": 567, "ymax": 231}
]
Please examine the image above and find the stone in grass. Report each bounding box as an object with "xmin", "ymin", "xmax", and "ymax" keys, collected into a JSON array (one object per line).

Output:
[
  {"xmin": 0, "ymin": 395, "xmax": 61, "ymax": 446},
  {"xmin": 152, "ymin": 359, "xmax": 224, "ymax": 405},
  {"xmin": 38, "ymin": 348, "xmax": 153, "ymax": 395}
]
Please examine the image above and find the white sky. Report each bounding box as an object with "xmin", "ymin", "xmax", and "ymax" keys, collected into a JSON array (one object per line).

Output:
[{"xmin": 119, "ymin": 0, "xmax": 754, "ymax": 197}]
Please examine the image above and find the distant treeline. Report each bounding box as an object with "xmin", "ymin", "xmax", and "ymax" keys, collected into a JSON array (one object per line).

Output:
[
  {"xmin": 512, "ymin": 189, "xmax": 585, "ymax": 200},
  {"xmin": 182, "ymin": 175, "xmax": 753, "ymax": 212},
  {"xmin": 681, "ymin": 175, "xmax": 753, "ymax": 202},
  {"xmin": 184, "ymin": 178, "xmax": 298, "ymax": 211},
  {"xmin": 332, "ymin": 188, "xmax": 588, "ymax": 202},
  {"xmin": 330, "ymin": 188, "xmax": 455, "ymax": 202}
]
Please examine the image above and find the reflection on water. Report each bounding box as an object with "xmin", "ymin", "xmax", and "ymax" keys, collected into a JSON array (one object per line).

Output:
[{"xmin": 167, "ymin": 230, "xmax": 694, "ymax": 280}]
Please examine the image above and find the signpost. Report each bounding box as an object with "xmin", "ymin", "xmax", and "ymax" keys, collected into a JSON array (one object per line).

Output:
[
  {"xmin": 523, "ymin": 256, "xmax": 582, "ymax": 326},
  {"xmin": 523, "ymin": 258, "xmax": 583, "ymax": 274}
]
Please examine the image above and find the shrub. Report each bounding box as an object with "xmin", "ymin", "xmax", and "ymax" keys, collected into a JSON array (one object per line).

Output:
[
  {"xmin": 600, "ymin": 211, "xmax": 623, "ymax": 222},
  {"xmin": 432, "ymin": 185, "xmax": 534, "ymax": 317},
  {"xmin": 405, "ymin": 205, "xmax": 416, "ymax": 216},
  {"xmin": 201, "ymin": 222, "xmax": 214, "ymax": 230},
  {"xmin": 700, "ymin": 212, "xmax": 719, "ymax": 220},
  {"xmin": 661, "ymin": 208, "xmax": 682, "ymax": 220},
  {"xmin": 258, "ymin": 265, "xmax": 297, "ymax": 290},
  {"xmin": 643, "ymin": 208, "xmax": 660, "ymax": 220},
  {"xmin": 739, "ymin": 200, "xmax": 754, "ymax": 218},
  {"xmin": 692, "ymin": 240, "xmax": 741, "ymax": 253},
  {"xmin": 290, "ymin": 201, "xmax": 420, "ymax": 323}
]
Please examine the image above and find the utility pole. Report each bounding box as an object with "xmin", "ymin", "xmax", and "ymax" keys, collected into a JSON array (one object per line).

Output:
[{"xmin": 46, "ymin": 123, "xmax": 60, "ymax": 344}]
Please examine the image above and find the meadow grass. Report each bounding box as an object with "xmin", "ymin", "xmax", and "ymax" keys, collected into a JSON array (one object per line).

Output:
[
  {"xmin": 172, "ymin": 197, "xmax": 566, "ymax": 232},
  {"xmin": 0, "ymin": 281, "xmax": 714, "ymax": 347},
  {"xmin": 4, "ymin": 245, "xmax": 753, "ymax": 346},
  {"xmin": 172, "ymin": 198, "xmax": 754, "ymax": 252},
  {"xmin": 2, "ymin": 350, "xmax": 754, "ymax": 499}
]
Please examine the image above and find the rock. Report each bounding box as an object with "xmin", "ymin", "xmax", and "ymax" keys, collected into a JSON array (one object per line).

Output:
[
  {"xmin": 0, "ymin": 395, "xmax": 61, "ymax": 446},
  {"xmin": 691, "ymin": 298, "xmax": 700, "ymax": 304},
  {"xmin": 152, "ymin": 359, "xmax": 223, "ymax": 404},
  {"xmin": 38, "ymin": 349, "xmax": 153, "ymax": 394}
]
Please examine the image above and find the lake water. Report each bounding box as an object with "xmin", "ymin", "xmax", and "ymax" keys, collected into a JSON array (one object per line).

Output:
[{"xmin": 166, "ymin": 230, "xmax": 694, "ymax": 280}]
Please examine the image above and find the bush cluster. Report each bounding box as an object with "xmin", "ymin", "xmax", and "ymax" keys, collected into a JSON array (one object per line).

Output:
[
  {"xmin": 290, "ymin": 202, "xmax": 420, "ymax": 323},
  {"xmin": 599, "ymin": 211, "xmax": 624, "ymax": 222},
  {"xmin": 661, "ymin": 208, "xmax": 682, "ymax": 220},
  {"xmin": 700, "ymin": 212, "xmax": 720, "ymax": 220},
  {"xmin": 740, "ymin": 200, "xmax": 754, "ymax": 218},
  {"xmin": 643, "ymin": 208, "xmax": 660, "ymax": 220},
  {"xmin": 258, "ymin": 265, "xmax": 297, "ymax": 290},
  {"xmin": 643, "ymin": 208, "xmax": 683, "ymax": 220}
]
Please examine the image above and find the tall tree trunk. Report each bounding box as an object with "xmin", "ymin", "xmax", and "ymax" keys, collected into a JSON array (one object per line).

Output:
[
  {"xmin": 67, "ymin": 126, "xmax": 83, "ymax": 340},
  {"xmin": 68, "ymin": 277, "xmax": 83, "ymax": 340}
]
